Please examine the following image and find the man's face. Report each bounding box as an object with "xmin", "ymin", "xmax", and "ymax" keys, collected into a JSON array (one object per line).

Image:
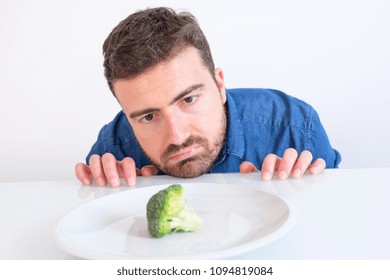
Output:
[{"xmin": 114, "ymin": 47, "xmax": 227, "ymax": 178}]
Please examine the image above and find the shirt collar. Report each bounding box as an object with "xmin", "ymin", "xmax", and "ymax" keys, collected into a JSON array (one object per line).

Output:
[{"xmin": 213, "ymin": 90, "xmax": 245, "ymax": 166}]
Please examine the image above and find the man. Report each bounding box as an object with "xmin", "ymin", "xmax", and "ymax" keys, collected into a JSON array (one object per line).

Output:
[{"xmin": 75, "ymin": 7, "xmax": 341, "ymax": 187}]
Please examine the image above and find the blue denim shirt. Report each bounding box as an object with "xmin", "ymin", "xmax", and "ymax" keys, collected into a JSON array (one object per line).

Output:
[{"xmin": 87, "ymin": 88, "xmax": 341, "ymax": 172}]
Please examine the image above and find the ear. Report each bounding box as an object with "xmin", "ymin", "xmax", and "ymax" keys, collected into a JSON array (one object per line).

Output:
[{"xmin": 214, "ymin": 67, "xmax": 227, "ymax": 104}]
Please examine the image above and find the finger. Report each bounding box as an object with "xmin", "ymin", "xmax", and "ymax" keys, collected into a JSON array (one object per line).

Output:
[
  {"xmin": 239, "ymin": 161, "xmax": 259, "ymax": 173},
  {"xmin": 309, "ymin": 158, "xmax": 326, "ymax": 174},
  {"xmin": 277, "ymin": 148, "xmax": 299, "ymax": 180},
  {"xmin": 140, "ymin": 165, "xmax": 159, "ymax": 176},
  {"xmin": 261, "ymin": 154, "xmax": 280, "ymax": 181},
  {"xmin": 75, "ymin": 162, "xmax": 92, "ymax": 185},
  {"xmin": 89, "ymin": 154, "xmax": 107, "ymax": 186},
  {"xmin": 291, "ymin": 150, "xmax": 313, "ymax": 178},
  {"xmin": 101, "ymin": 153, "xmax": 121, "ymax": 187},
  {"xmin": 119, "ymin": 157, "xmax": 137, "ymax": 186}
]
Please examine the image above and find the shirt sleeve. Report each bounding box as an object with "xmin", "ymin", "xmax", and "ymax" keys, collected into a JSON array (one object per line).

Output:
[
  {"xmin": 85, "ymin": 111, "xmax": 152, "ymax": 168},
  {"xmin": 86, "ymin": 124, "xmax": 109, "ymax": 165},
  {"xmin": 307, "ymin": 107, "xmax": 342, "ymax": 168}
]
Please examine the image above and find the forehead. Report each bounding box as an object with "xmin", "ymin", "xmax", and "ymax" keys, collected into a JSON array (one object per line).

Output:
[{"xmin": 113, "ymin": 47, "xmax": 212, "ymax": 108}]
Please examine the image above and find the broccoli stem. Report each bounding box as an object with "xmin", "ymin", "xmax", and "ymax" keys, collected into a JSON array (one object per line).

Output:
[{"xmin": 168, "ymin": 205, "xmax": 203, "ymax": 232}]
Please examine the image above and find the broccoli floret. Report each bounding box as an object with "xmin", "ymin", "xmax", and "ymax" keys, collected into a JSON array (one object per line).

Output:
[{"xmin": 146, "ymin": 184, "xmax": 203, "ymax": 238}]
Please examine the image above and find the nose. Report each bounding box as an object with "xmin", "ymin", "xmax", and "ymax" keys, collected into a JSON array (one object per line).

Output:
[{"xmin": 164, "ymin": 112, "xmax": 190, "ymax": 145}]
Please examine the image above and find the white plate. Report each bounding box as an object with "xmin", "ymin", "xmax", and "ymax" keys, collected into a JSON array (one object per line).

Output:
[{"xmin": 55, "ymin": 183, "xmax": 296, "ymax": 259}]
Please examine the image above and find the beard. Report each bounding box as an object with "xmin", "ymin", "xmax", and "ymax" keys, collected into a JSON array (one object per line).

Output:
[{"xmin": 144, "ymin": 109, "xmax": 227, "ymax": 178}]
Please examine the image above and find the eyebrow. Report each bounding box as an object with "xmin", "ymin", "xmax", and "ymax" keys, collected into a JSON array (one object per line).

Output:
[{"xmin": 128, "ymin": 83, "xmax": 204, "ymax": 119}]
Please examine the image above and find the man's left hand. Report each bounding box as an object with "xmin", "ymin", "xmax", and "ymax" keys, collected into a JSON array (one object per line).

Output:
[{"xmin": 239, "ymin": 148, "xmax": 326, "ymax": 180}]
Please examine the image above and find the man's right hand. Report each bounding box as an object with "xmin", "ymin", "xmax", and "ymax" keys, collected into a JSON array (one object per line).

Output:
[{"xmin": 75, "ymin": 153, "xmax": 158, "ymax": 187}]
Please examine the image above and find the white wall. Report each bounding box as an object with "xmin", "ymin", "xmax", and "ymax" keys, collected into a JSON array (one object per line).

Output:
[{"xmin": 1, "ymin": 0, "xmax": 389, "ymax": 182}]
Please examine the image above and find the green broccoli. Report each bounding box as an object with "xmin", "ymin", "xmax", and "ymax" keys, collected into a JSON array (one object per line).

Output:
[{"xmin": 146, "ymin": 184, "xmax": 203, "ymax": 238}]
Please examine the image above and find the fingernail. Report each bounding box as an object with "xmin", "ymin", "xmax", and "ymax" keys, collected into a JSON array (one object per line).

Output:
[
  {"xmin": 310, "ymin": 167, "xmax": 319, "ymax": 174},
  {"xmin": 82, "ymin": 178, "xmax": 90, "ymax": 185},
  {"xmin": 127, "ymin": 177, "xmax": 135, "ymax": 186},
  {"xmin": 97, "ymin": 178, "xmax": 105, "ymax": 186},
  {"xmin": 143, "ymin": 168, "xmax": 152, "ymax": 176},
  {"xmin": 293, "ymin": 169, "xmax": 302, "ymax": 178},
  {"xmin": 262, "ymin": 172, "xmax": 271, "ymax": 181},
  {"xmin": 111, "ymin": 178, "xmax": 120, "ymax": 187},
  {"xmin": 279, "ymin": 171, "xmax": 287, "ymax": 180}
]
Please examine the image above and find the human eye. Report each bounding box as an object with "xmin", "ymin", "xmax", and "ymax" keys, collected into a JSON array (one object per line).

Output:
[
  {"xmin": 140, "ymin": 113, "xmax": 154, "ymax": 123},
  {"xmin": 182, "ymin": 95, "xmax": 197, "ymax": 104}
]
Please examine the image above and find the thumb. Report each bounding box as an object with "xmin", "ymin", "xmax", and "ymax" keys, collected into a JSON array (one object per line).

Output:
[
  {"xmin": 239, "ymin": 161, "xmax": 259, "ymax": 173},
  {"xmin": 140, "ymin": 165, "xmax": 159, "ymax": 176}
]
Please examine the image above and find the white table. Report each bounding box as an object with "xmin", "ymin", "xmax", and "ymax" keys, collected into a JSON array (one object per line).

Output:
[{"xmin": 1, "ymin": 168, "xmax": 389, "ymax": 260}]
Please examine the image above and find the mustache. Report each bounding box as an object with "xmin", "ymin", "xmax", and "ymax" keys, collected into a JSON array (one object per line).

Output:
[{"xmin": 161, "ymin": 135, "xmax": 208, "ymax": 162}]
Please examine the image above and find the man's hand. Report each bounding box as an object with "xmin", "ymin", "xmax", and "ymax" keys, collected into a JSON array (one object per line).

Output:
[
  {"xmin": 75, "ymin": 153, "xmax": 158, "ymax": 187},
  {"xmin": 239, "ymin": 148, "xmax": 326, "ymax": 180}
]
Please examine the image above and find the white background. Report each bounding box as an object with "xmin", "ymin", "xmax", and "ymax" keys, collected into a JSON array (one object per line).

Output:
[{"xmin": 1, "ymin": 0, "xmax": 389, "ymax": 182}]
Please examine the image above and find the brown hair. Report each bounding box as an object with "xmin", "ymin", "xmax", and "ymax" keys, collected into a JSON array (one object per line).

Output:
[{"xmin": 103, "ymin": 7, "xmax": 215, "ymax": 95}]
